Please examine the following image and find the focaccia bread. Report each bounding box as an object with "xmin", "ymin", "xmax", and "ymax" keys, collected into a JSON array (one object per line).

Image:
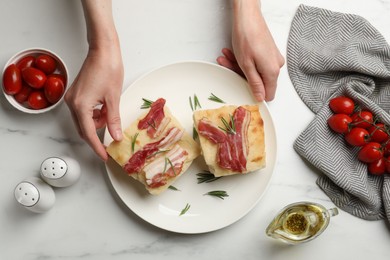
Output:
[
  {"xmin": 107, "ymin": 98, "xmax": 200, "ymax": 195},
  {"xmin": 193, "ymin": 105, "xmax": 265, "ymax": 177}
]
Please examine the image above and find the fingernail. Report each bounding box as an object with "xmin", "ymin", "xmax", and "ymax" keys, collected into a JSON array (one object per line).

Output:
[
  {"xmin": 114, "ymin": 129, "xmax": 123, "ymax": 141},
  {"xmin": 255, "ymin": 94, "xmax": 264, "ymax": 102}
]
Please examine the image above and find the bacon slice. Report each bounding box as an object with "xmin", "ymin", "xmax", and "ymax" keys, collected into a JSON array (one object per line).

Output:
[
  {"xmin": 123, "ymin": 127, "xmax": 184, "ymax": 174},
  {"xmin": 198, "ymin": 118, "xmax": 227, "ymax": 143},
  {"xmin": 143, "ymin": 144, "xmax": 188, "ymax": 188},
  {"xmin": 138, "ymin": 98, "xmax": 171, "ymax": 138},
  {"xmin": 198, "ymin": 106, "xmax": 251, "ymax": 173},
  {"xmin": 225, "ymin": 107, "xmax": 251, "ymax": 172}
]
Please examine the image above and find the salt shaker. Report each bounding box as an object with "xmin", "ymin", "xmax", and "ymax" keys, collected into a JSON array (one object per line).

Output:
[
  {"xmin": 40, "ymin": 156, "xmax": 81, "ymax": 187},
  {"xmin": 14, "ymin": 177, "xmax": 55, "ymax": 213}
]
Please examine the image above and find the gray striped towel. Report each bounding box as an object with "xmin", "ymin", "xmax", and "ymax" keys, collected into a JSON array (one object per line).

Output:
[{"xmin": 287, "ymin": 5, "xmax": 390, "ymax": 223}]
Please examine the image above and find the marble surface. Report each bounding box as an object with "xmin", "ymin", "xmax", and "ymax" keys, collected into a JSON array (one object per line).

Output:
[{"xmin": 1, "ymin": 0, "xmax": 390, "ymax": 259}]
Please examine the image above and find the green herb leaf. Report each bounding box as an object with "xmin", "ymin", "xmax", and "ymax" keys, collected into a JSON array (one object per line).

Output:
[
  {"xmin": 193, "ymin": 126, "xmax": 198, "ymax": 140},
  {"xmin": 162, "ymin": 157, "xmax": 169, "ymax": 174},
  {"xmin": 131, "ymin": 133, "xmax": 139, "ymax": 154},
  {"xmin": 168, "ymin": 185, "xmax": 180, "ymax": 191},
  {"xmin": 162, "ymin": 157, "xmax": 176, "ymax": 176},
  {"xmin": 141, "ymin": 98, "xmax": 154, "ymax": 109},
  {"xmin": 167, "ymin": 158, "xmax": 176, "ymax": 176},
  {"xmin": 208, "ymin": 93, "xmax": 225, "ymax": 104},
  {"xmin": 189, "ymin": 96, "xmax": 194, "ymax": 111},
  {"xmin": 179, "ymin": 203, "xmax": 191, "ymax": 216},
  {"xmin": 146, "ymin": 148, "xmax": 170, "ymax": 159},
  {"xmin": 147, "ymin": 119, "xmax": 157, "ymax": 130},
  {"xmin": 204, "ymin": 190, "xmax": 229, "ymax": 200},
  {"xmin": 196, "ymin": 171, "xmax": 221, "ymax": 184},
  {"xmin": 194, "ymin": 94, "xmax": 202, "ymax": 109},
  {"xmin": 189, "ymin": 94, "xmax": 202, "ymax": 111},
  {"xmin": 218, "ymin": 114, "xmax": 236, "ymax": 135}
]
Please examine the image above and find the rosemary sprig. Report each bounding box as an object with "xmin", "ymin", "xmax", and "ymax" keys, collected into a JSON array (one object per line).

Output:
[
  {"xmin": 196, "ymin": 171, "xmax": 221, "ymax": 184},
  {"xmin": 204, "ymin": 190, "xmax": 229, "ymax": 200},
  {"xmin": 147, "ymin": 119, "xmax": 157, "ymax": 130},
  {"xmin": 194, "ymin": 94, "xmax": 202, "ymax": 109},
  {"xmin": 218, "ymin": 114, "xmax": 236, "ymax": 135},
  {"xmin": 179, "ymin": 203, "xmax": 191, "ymax": 216},
  {"xmin": 162, "ymin": 157, "xmax": 169, "ymax": 174},
  {"xmin": 141, "ymin": 98, "xmax": 154, "ymax": 109},
  {"xmin": 162, "ymin": 157, "xmax": 176, "ymax": 176},
  {"xmin": 167, "ymin": 158, "xmax": 177, "ymax": 176},
  {"xmin": 193, "ymin": 125, "xmax": 198, "ymax": 140},
  {"xmin": 208, "ymin": 93, "xmax": 225, "ymax": 104},
  {"xmin": 168, "ymin": 185, "xmax": 180, "ymax": 191},
  {"xmin": 131, "ymin": 133, "xmax": 139, "ymax": 154},
  {"xmin": 146, "ymin": 148, "xmax": 170, "ymax": 159},
  {"xmin": 189, "ymin": 94, "xmax": 202, "ymax": 111},
  {"xmin": 189, "ymin": 96, "xmax": 194, "ymax": 111}
]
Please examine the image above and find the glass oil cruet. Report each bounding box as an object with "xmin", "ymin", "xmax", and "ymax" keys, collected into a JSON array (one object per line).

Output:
[{"xmin": 266, "ymin": 201, "xmax": 339, "ymax": 245}]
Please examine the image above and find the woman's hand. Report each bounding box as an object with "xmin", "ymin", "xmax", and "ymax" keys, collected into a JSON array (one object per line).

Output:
[
  {"xmin": 65, "ymin": 45, "xmax": 124, "ymax": 161},
  {"xmin": 65, "ymin": 0, "xmax": 123, "ymax": 161},
  {"xmin": 218, "ymin": 0, "xmax": 284, "ymax": 101}
]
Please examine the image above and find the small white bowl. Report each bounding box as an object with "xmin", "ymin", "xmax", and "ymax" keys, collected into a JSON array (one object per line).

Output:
[{"xmin": 2, "ymin": 48, "xmax": 69, "ymax": 114}]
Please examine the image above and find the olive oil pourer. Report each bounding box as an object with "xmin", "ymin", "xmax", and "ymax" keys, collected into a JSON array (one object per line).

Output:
[{"xmin": 266, "ymin": 202, "xmax": 339, "ymax": 244}]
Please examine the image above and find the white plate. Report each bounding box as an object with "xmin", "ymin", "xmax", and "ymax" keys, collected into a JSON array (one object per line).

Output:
[{"xmin": 103, "ymin": 61, "xmax": 277, "ymax": 234}]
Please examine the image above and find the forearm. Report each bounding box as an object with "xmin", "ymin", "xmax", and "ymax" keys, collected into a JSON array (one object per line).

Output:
[
  {"xmin": 233, "ymin": 0, "xmax": 261, "ymax": 18},
  {"xmin": 81, "ymin": 0, "xmax": 119, "ymax": 50},
  {"xmin": 232, "ymin": 0, "xmax": 266, "ymax": 37}
]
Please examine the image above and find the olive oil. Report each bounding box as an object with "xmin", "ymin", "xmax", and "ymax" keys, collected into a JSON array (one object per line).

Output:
[{"xmin": 266, "ymin": 202, "xmax": 338, "ymax": 244}]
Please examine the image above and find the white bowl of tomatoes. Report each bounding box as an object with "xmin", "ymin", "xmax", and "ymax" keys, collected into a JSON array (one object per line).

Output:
[{"xmin": 2, "ymin": 48, "xmax": 68, "ymax": 114}]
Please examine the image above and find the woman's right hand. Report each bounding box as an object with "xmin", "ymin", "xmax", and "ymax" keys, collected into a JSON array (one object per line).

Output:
[{"xmin": 65, "ymin": 44, "xmax": 124, "ymax": 161}]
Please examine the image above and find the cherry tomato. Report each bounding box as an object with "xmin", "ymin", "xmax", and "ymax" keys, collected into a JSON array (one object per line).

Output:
[
  {"xmin": 368, "ymin": 158, "xmax": 386, "ymax": 176},
  {"xmin": 345, "ymin": 127, "xmax": 369, "ymax": 146},
  {"xmin": 14, "ymin": 84, "xmax": 33, "ymax": 104},
  {"xmin": 28, "ymin": 91, "xmax": 49, "ymax": 109},
  {"xmin": 47, "ymin": 73, "xmax": 66, "ymax": 86},
  {"xmin": 2, "ymin": 64, "xmax": 22, "ymax": 95},
  {"xmin": 35, "ymin": 55, "xmax": 57, "ymax": 74},
  {"xmin": 327, "ymin": 114, "xmax": 352, "ymax": 133},
  {"xmin": 368, "ymin": 123, "xmax": 389, "ymax": 143},
  {"xmin": 16, "ymin": 56, "xmax": 35, "ymax": 71},
  {"xmin": 384, "ymin": 156, "xmax": 390, "ymax": 173},
  {"xmin": 329, "ymin": 96, "xmax": 355, "ymax": 115},
  {"xmin": 22, "ymin": 67, "xmax": 47, "ymax": 89},
  {"xmin": 44, "ymin": 77, "xmax": 64, "ymax": 104},
  {"xmin": 383, "ymin": 142, "xmax": 390, "ymax": 157},
  {"xmin": 351, "ymin": 111, "xmax": 374, "ymax": 129},
  {"xmin": 358, "ymin": 142, "xmax": 383, "ymax": 163}
]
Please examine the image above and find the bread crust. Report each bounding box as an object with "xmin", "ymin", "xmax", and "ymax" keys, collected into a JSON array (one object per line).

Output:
[
  {"xmin": 193, "ymin": 105, "xmax": 265, "ymax": 177},
  {"xmin": 107, "ymin": 106, "xmax": 200, "ymax": 195}
]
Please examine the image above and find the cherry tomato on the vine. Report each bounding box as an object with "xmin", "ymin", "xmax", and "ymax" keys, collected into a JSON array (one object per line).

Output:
[
  {"xmin": 351, "ymin": 111, "xmax": 374, "ymax": 129},
  {"xmin": 384, "ymin": 156, "xmax": 390, "ymax": 173},
  {"xmin": 345, "ymin": 127, "xmax": 369, "ymax": 146},
  {"xmin": 358, "ymin": 142, "xmax": 383, "ymax": 163},
  {"xmin": 44, "ymin": 77, "xmax": 64, "ymax": 104},
  {"xmin": 329, "ymin": 96, "xmax": 355, "ymax": 115},
  {"xmin": 328, "ymin": 114, "xmax": 352, "ymax": 133},
  {"xmin": 368, "ymin": 123, "xmax": 389, "ymax": 143},
  {"xmin": 383, "ymin": 142, "xmax": 390, "ymax": 157},
  {"xmin": 35, "ymin": 55, "xmax": 57, "ymax": 75},
  {"xmin": 368, "ymin": 158, "xmax": 386, "ymax": 175},
  {"xmin": 22, "ymin": 67, "xmax": 47, "ymax": 89},
  {"xmin": 28, "ymin": 91, "xmax": 49, "ymax": 109}
]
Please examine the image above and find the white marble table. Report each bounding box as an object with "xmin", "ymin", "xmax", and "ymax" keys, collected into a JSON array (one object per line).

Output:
[{"xmin": 1, "ymin": 0, "xmax": 390, "ymax": 259}]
